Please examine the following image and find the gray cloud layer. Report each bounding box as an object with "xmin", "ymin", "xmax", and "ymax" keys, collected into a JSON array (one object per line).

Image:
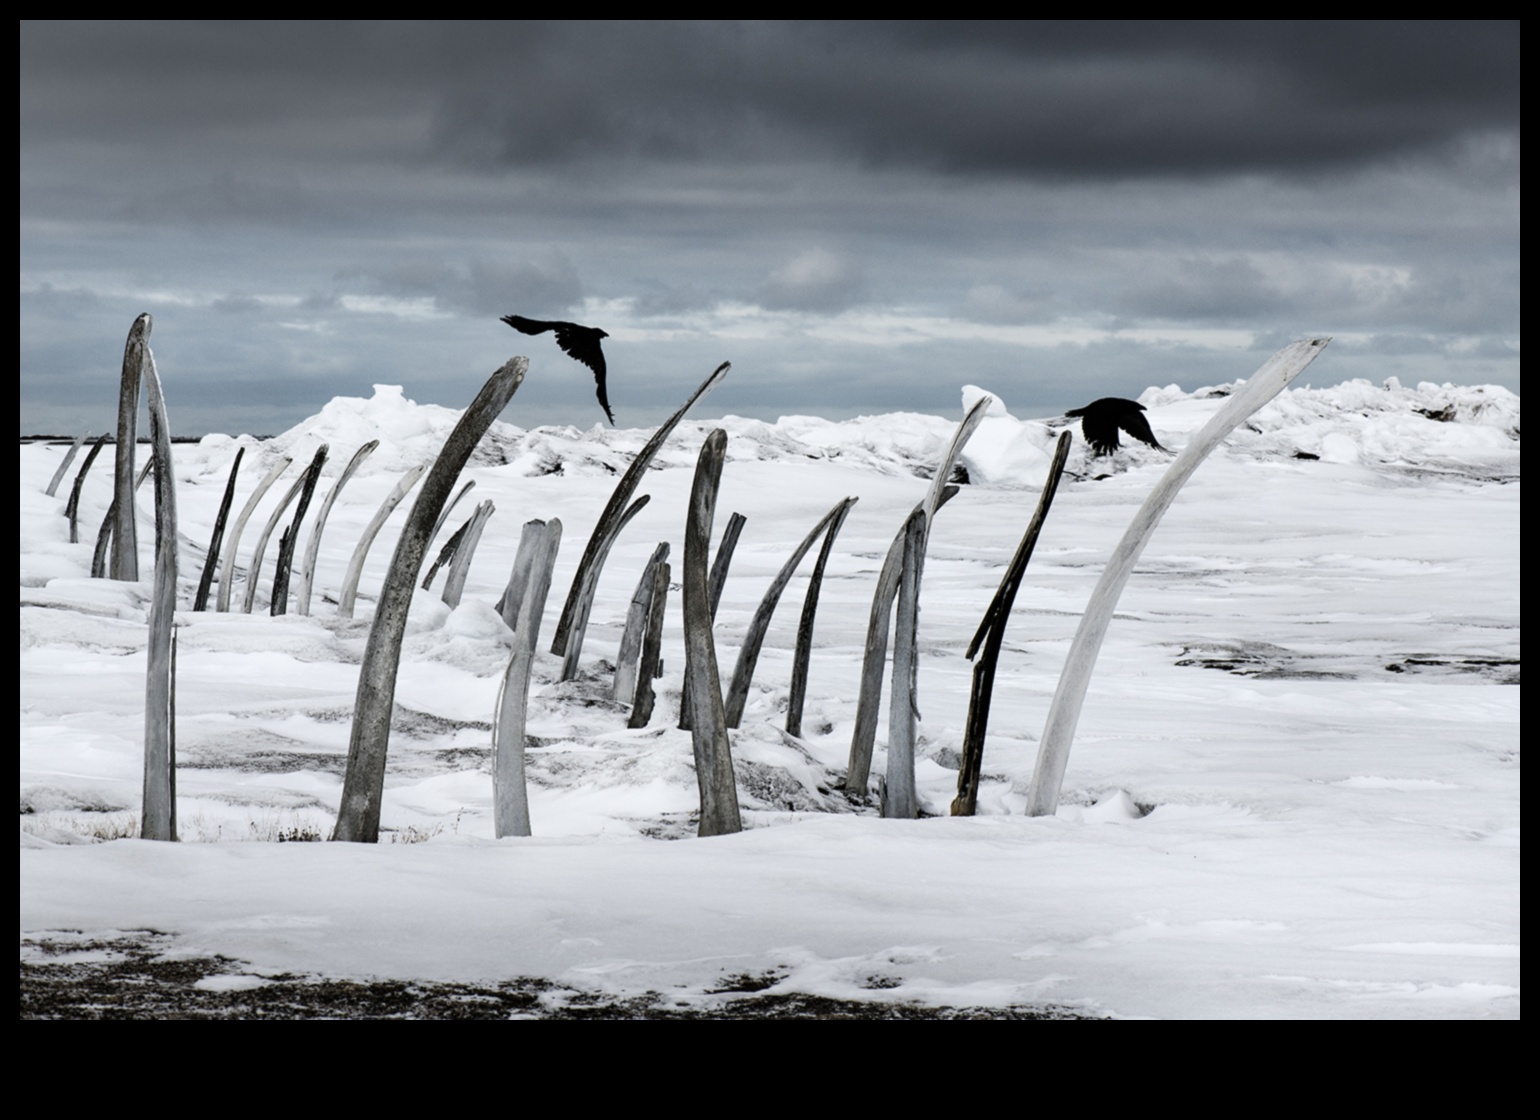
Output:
[{"xmin": 21, "ymin": 21, "xmax": 1519, "ymax": 435}]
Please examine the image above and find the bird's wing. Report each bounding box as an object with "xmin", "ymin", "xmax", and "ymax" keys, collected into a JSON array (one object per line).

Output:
[
  {"xmin": 1070, "ymin": 406, "xmax": 1119, "ymax": 455},
  {"xmin": 551, "ymin": 325, "xmax": 614, "ymax": 425},
  {"xmin": 550, "ymin": 325, "xmax": 603, "ymax": 374},
  {"xmin": 1117, "ymin": 408, "xmax": 1165, "ymax": 451},
  {"xmin": 502, "ymin": 315, "xmax": 555, "ymax": 337}
]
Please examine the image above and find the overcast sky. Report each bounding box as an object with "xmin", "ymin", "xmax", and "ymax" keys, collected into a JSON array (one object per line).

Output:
[{"xmin": 20, "ymin": 21, "xmax": 1520, "ymax": 436}]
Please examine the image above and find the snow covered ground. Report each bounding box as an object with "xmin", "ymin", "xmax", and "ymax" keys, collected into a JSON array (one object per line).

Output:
[{"xmin": 20, "ymin": 371, "xmax": 1520, "ymax": 1018}]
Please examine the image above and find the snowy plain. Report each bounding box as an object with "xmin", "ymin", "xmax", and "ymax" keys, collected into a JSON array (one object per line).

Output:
[{"xmin": 19, "ymin": 368, "xmax": 1520, "ymax": 1019}]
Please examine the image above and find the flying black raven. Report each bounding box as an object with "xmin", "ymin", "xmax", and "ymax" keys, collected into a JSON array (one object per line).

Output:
[
  {"xmin": 501, "ymin": 315, "xmax": 614, "ymax": 425},
  {"xmin": 1066, "ymin": 397, "xmax": 1166, "ymax": 456}
]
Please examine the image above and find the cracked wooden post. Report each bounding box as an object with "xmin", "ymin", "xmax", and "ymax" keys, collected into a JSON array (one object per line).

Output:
[
  {"xmin": 498, "ymin": 519, "xmax": 549, "ymax": 629},
  {"xmin": 271, "ymin": 445, "xmax": 328, "ymax": 616},
  {"xmin": 111, "ymin": 314, "xmax": 150, "ymax": 581},
  {"xmin": 682, "ymin": 429, "xmax": 741, "ymax": 837},
  {"xmin": 140, "ymin": 344, "xmax": 177, "ymax": 840},
  {"xmin": 845, "ymin": 397, "xmax": 990, "ymax": 795},
  {"xmin": 217, "ymin": 456, "xmax": 291, "ymax": 612},
  {"xmin": 883, "ymin": 507, "xmax": 926, "ymax": 820},
  {"xmin": 295, "ymin": 440, "xmax": 377, "ymax": 616},
  {"xmin": 787, "ymin": 498, "xmax": 856, "ymax": 738},
  {"xmin": 334, "ymin": 357, "xmax": 526, "ymax": 843},
  {"xmin": 679, "ymin": 511, "xmax": 745, "ymax": 731},
  {"xmin": 45, "ymin": 432, "xmax": 89, "ymax": 497},
  {"xmin": 551, "ymin": 362, "xmax": 730, "ymax": 660},
  {"xmin": 492, "ymin": 517, "xmax": 561, "ymax": 839},
  {"xmin": 627, "ymin": 558, "xmax": 670, "ymax": 730},
  {"xmin": 724, "ymin": 496, "xmax": 858, "ymax": 729},
  {"xmin": 337, "ymin": 465, "xmax": 426, "ymax": 620},
  {"xmin": 951, "ymin": 430, "xmax": 1072, "ymax": 816},
  {"xmin": 521, "ymin": 520, "xmax": 562, "ymax": 647},
  {"xmin": 1025, "ymin": 338, "xmax": 1331, "ymax": 816},
  {"xmin": 441, "ymin": 500, "xmax": 495, "ymax": 609},
  {"xmin": 193, "ymin": 447, "xmax": 244, "ymax": 612},
  {"xmin": 615, "ymin": 542, "xmax": 670, "ymax": 706}
]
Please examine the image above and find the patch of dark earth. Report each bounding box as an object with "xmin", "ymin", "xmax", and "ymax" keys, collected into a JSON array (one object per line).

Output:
[
  {"xmin": 1177, "ymin": 642, "xmax": 1518, "ymax": 684},
  {"xmin": 1384, "ymin": 656, "xmax": 1518, "ymax": 685},
  {"xmin": 21, "ymin": 934, "xmax": 1097, "ymax": 1020},
  {"xmin": 180, "ymin": 749, "xmax": 347, "ymax": 775}
]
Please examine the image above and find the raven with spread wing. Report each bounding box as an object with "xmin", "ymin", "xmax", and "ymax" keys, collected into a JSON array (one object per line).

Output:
[
  {"xmin": 1066, "ymin": 397, "xmax": 1166, "ymax": 456},
  {"xmin": 502, "ymin": 315, "xmax": 614, "ymax": 425}
]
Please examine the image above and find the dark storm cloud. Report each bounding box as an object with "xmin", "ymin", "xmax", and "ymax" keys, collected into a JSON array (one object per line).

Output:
[
  {"xmin": 19, "ymin": 22, "xmax": 1520, "ymax": 435},
  {"xmin": 23, "ymin": 21, "xmax": 1518, "ymax": 178},
  {"xmin": 431, "ymin": 21, "xmax": 1522, "ymax": 177}
]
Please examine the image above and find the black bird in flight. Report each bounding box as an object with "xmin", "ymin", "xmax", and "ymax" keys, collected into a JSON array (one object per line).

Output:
[
  {"xmin": 502, "ymin": 315, "xmax": 614, "ymax": 425},
  {"xmin": 1066, "ymin": 397, "xmax": 1166, "ymax": 456}
]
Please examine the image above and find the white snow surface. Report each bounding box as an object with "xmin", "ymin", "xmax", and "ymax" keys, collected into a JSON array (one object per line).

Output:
[{"xmin": 20, "ymin": 376, "xmax": 1519, "ymax": 1018}]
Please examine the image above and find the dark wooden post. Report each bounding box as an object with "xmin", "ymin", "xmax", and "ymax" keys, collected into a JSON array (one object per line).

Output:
[
  {"xmin": 787, "ymin": 498, "xmax": 856, "ymax": 737},
  {"xmin": 271, "ymin": 445, "xmax": 328, "ymax": 616},
  {"xmin": 723, "ymin": 496, "xmax": 857, "ymax": 729},
  {"xmin": 295, "ymin": 440, "xmax": 378, "ymax": 616},
  {"xmin": 193, "ymin": 448, "xmax": 244, "ymax": 612},
  {"xmin": 217, "ymin": 457, "xmax": 291, "ymax": 612},
  {"xmin": 422, "ymin": 518, "xmax": 469, "ymax": 590},
  {"xmin": 551, "ymin": 362, "xmax": 730, "ymax": 659},
  {"xmin": 242, "ymin": 467, "xmax": 311, "ymax": 613},
  {"xmin": 627, "ymin": 559, "xmax": 671, "ymax": 730},
  {"xmin": 951, "ymin": 431, "xmax": 1072, "ymax": 815},
  {"xmin": 65, "ymin": 433, "xmax": 109, "ymax": 546},
  {"xmin": 615, "ymin": 542, "xmax": 670, "ymax": 705},
  {"xmin": 441, "ymin": 500, "xmax": 495, "ymax": 609},
  {"xmin": 559, "ymin": 495, "xmax": 650, "ymax": 680}
]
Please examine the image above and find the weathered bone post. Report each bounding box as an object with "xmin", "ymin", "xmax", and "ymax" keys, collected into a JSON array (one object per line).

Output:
[{"xmin": 334, "ymin": 357, "xmax": 527, "ymax": 843}]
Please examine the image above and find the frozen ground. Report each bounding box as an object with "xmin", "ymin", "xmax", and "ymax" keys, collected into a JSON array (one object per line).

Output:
[{"xmin": 20, "ymin": 372, "xmax": 1520, "ymax": 1018}]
